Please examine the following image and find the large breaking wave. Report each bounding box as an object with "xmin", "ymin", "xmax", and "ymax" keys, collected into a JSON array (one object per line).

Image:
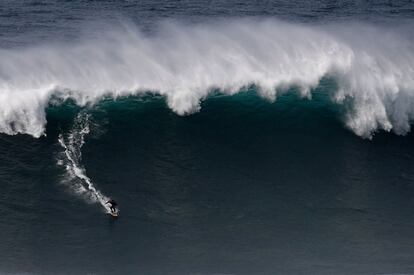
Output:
[{"xmin": 0, "ymin": 19, "xmax": 413, "ymax": 138}]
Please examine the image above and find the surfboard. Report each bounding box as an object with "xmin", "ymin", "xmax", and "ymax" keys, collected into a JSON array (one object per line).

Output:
[{"xmin": 109, "ymin": 210, "xmax": 119, "ymax": 217}]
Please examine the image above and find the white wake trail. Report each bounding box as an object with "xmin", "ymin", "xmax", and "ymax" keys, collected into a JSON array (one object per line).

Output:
[{"xmin": 57, "ymin": 112, "xmax": 111, "ymax": 213}]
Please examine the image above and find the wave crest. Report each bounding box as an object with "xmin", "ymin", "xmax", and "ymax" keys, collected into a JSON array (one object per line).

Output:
[{"xmin": 0, "ymin": 19, "xmax": 413, "ymax": 138}]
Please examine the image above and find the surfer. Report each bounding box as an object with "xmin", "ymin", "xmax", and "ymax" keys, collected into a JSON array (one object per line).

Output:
[{"xmin": 106, "ymin": 198, "xmax": 118, "ymax": 213}]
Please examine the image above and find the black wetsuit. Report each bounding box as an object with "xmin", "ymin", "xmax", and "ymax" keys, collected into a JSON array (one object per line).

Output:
[{"xmin": 107, "ymin": 199, "xmax": 117, "ymax": 212}]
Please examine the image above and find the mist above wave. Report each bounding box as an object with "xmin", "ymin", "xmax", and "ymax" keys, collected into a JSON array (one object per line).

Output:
[{"xmin": 0, "ymin": 19, "xmax": 413, "ymax": 138}]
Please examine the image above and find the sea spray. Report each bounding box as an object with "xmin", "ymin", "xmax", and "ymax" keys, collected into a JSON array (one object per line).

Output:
[
  {"xmin": 57, "ymin": 112, "xmax": 111, "ymax": 213},
  {"xmin": 0, "ymin": 19, "xmax": 413, "ymax": 138}
]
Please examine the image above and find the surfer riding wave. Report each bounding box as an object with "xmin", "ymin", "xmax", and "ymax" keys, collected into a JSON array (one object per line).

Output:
[
  {"xmin": 58, "ymin": 112, "xmax": 116, "ymax": 216},
  {"xmin": 106, "ymin": 199, "xmax": 118, "ymax": 213}
]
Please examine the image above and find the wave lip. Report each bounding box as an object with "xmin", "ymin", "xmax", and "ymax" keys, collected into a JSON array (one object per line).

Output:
[{"xmin": 0, "ymin": 19, "xmax": 414, "ymax": 138}]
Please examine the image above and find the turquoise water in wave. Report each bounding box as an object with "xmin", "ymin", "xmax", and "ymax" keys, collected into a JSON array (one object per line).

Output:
[
  {"xmin": 2, "ymin": 90, "xmax": 414, "ymax": 274},
  {"xmin": 1, "ymin": 1, "xmax": 414, "ymax": 274}
]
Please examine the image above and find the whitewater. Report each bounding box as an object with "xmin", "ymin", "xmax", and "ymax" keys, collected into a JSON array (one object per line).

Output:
[
  {"xmin": 57, "ymin": 112, "xmax": 111, "ymax": 213},
  {"xmin": 0, "ymin": 19, "xmax": 413, "ymax": 138}
]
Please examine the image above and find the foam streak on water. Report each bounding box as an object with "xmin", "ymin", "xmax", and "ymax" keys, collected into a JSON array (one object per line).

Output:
[{"xmin": 57, "ymin": 112, "xmax": 110, "ymax": 212}]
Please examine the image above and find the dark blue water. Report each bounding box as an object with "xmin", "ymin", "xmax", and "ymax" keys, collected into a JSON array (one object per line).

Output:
[{"xmin": 1, "ymin": 1, "xmax": 414, "ymax": 274}]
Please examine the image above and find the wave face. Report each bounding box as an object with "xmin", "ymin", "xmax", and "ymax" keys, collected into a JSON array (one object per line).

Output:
[
  {"xmin": 57, "ymin": 112, "xmax": 111, "ymax": 213},
  {"xmin": 0, "ymin": 19, "xmax": 414, "ymax": 138}
]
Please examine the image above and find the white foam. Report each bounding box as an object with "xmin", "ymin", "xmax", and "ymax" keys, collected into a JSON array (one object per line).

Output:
[
  {"xmin": 0, "ymin": 19, "xmax": 413, "ymax": 138},
  {"xmin": 58, "ymin": 113, "xmax": 111, "ymax": 212}
]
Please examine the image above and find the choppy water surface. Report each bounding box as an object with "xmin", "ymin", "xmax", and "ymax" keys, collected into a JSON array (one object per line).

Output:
[{"xmin": 1, "ymin": 1, "xmax": 414, "ymax": 274}]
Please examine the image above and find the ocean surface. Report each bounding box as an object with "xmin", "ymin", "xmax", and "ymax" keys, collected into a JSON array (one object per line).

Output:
[{"xmin": 1, "ymin": 1, "xmax": 414, "ymax": 274}]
